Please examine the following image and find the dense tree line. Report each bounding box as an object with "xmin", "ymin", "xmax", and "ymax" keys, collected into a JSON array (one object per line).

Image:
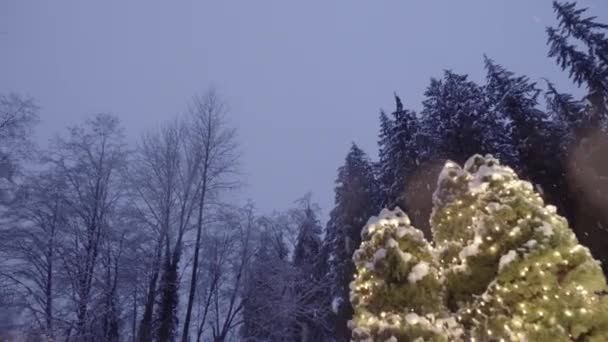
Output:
[
  {"xmin": 322, "ymin": 2, "xmax": 608, "ymax": 341},
  {"xmin": 1, "ymin": 1, "xmax": 607, "ymax": 341},
  {"xmin": 0, "ymin": 88, "xmax": 334, "ymax": 341}
]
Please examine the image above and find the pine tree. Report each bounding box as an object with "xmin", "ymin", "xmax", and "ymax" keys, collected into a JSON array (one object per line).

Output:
[
  {"xmin": 547, "ymin": 1, "xmax": 608, "ymax": 127},
  {"xmin": 545, "ymin": 81, "xmax": 586, "ymax": 138},
  {"xmin": 376, "ymin": 95, "xmax": 419, "ymax": 210},
  {"xmin": 377, "ymin": 109, "xmax": 396, "ymax": 208},
  {"xmin": 293, "ymin": 200, "xmax": 323, "ymax": 276},
  {"xmin": 420, "ymin": 70, "xmax": 492, "ymax": 164},
  {"xmin": 292, "ymin": 195, "xmax": 328, "ymax": 341},
  {"xmin": 482, "ymin": 57, "xmax": 572, "ymax": 216},
  {"xmin": 543, "ymin": 81, "xmax": 584, "ymax": 222},
  {"xmin": 484, "ymin": 56, "xmax": 546, "ymax": 167},
  {"xmin": 546, "ymin": 2, "xmax": 608, "ymax": 272},
  {"xmin": 406, "ymin": 71, "xmax": 498, "ymax": 235},
  {"xmin": 324, "ymin": 143, "xmax": 379, "ymax": 342},
  {"xmin": 350, "ymin": 155, "xmax": 608, "ymax": 342},
  {"xmin": 241, "ymin": 229, "xmax": 291, "ymax": 341}
]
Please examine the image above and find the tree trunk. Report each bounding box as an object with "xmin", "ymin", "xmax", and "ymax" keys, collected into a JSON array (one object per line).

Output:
[
  {"xmin": 132, "ymin": 287, "xmax": 138, "ymax": 342},
  {"xmin": 156, "ymin": 248, "xmax": 180, "ymax": 342},
  {"xmin": 139, "ymin": 238, "xmax": 164, "ymax": 342},
  {"xmin": 182, "ymin": 159, "xmax": 209, "ymax": 342},
  {"xmin": 45, "ymin": 223, "xmax": 55, "ymax": 339}
]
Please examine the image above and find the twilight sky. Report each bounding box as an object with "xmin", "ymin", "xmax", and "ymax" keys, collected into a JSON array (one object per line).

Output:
[{"xmin": 1, "ymin": 1, "xmax": 606, "ymax": 222}]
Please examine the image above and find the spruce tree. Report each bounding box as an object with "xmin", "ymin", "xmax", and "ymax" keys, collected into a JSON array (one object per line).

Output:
[
  {"xmin": 420, "ymin": 70, "xmax": 491, "ymax": 164},
  {"xmin": 293, "ymin": 199, "xmax": 323, "ymax": 276},
  {"xmin": 545, "ymin": 80, "xmax": 586, "ymax": 145},
  {"xmin": 292, "ymin": 196, "xmax": 328, "ymax": 341},
  {"xmin": 546, "ymin": 2, "xmax": 608, "ymax": 272},
  {"xmin": 350, "ymin": 155, "xmax": 608, "ymax": 342},
  {"xmin": 242, "ymin": 229, "xmax": 291, "ymax": 341},
  {"xmin": 407, "ymin": 71, "xmax": 499, "ymax": 235},
  {"xmin": 377, "ymin": 109, "xmax": 396, "ymax": 208},
  {"xmin": 482, "ymin": 57, "xmax": 573, "ymax": 216},
  {"xmin": 547, "ymin": 1, "xmax": 608, "ymax": 127},
  {"xmin": 484, "ymin": 56, "xmax": 546, "ymax": 168},
  {"xmin": 324, "ymin": 143, "xmax": 379, "ymax": 341},
  {"xmin": 376, "ymin": 95, "xmax": 419, "ymax": 211},
  {"xmin": 542, "ymin": 82, "xmax": 584, "ymax": 222}
]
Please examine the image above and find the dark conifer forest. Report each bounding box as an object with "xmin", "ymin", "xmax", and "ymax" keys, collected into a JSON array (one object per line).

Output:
[{"xmin": 2, "ymin": 1, "xmax": 608, "ymax": 341}]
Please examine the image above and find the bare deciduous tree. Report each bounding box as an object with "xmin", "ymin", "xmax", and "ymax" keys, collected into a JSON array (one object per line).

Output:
[
  {"xmin": 182, "ymin": 88, "xmax": 239, "ymax": 342},
  {"xmin": 0, "ymin": 170, "xmax": 68, "ymax": 339},
  {"xmin": 128, "ymin": 116, "xmax": 205, "ymax": 342},
  {"xmin": 47, "ymin": 113, "xmax": 128, "ymax": 340},
  {"xmin": 0, "ymin": 93, "xmax": 38, "ymax": 204}
]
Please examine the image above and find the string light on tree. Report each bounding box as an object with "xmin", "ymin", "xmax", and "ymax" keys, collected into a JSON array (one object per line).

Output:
[{"xmin": 349, "ymin": 155, "xmax": 608, "ymax": 341}]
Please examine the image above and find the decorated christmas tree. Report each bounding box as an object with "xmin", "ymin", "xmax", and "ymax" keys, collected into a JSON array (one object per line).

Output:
[{"xmin": 350, "ymin": 154, "xmax": 608, "ymax": 341}]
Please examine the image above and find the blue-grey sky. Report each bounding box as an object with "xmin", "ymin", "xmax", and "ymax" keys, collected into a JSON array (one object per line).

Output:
[{"xmin": 1, "ymin": 1, "xmax": 606, "ymax": 221}]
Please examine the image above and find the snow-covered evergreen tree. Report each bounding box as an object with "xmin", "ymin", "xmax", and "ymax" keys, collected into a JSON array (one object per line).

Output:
[
  {"xmin": 293, "ymin": 199, "xmax": 323, "ymax": 276},
  {"xmin": 292, "ymin": 195, "xmax": 329, "ymax": 341},
  {"xmin": 420, "ymin": 70, "xmax": 492, "ymax": 164},
  {"xmin": 547, "ymin": 1, "xmax": 608, "ymax": 127},
  {"xmin": 377, "ymin": 109, "xmax": 396, "ymax": 209},
  {"xmin": 484, "ymin": 56, "xmax": 546, "ymax": 170},
  {"xmin": 350, "ymin": 155, "xmax": 608, "ymax": 341},
  {"xmin": 324, "ymin": 143, "xmax": 379, "ymax": 341},
  {"xmin": 545, "ymin": 81, "xmax": 587, "ymax": 137},
  {"xmin": 242, "ymin": 229, "xmax": 291, "ymax": 341},
  {"xmin": 377, "ymin": 95, "xmax": 419, "ymax": 211},
  {"xmin": 483, "ymin": 57, "xmax": 572, "ymax": 217},
  {"xmin": 401, "ymin": 71, "xmax": 503, "ymax": 236},
  {"xmin": 546, "ymin": 1, "xmax": 608, "ymax": 273},
  {"xmin": 542, "ymin": 81, "xmax": 583, "ymax": 220}
]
